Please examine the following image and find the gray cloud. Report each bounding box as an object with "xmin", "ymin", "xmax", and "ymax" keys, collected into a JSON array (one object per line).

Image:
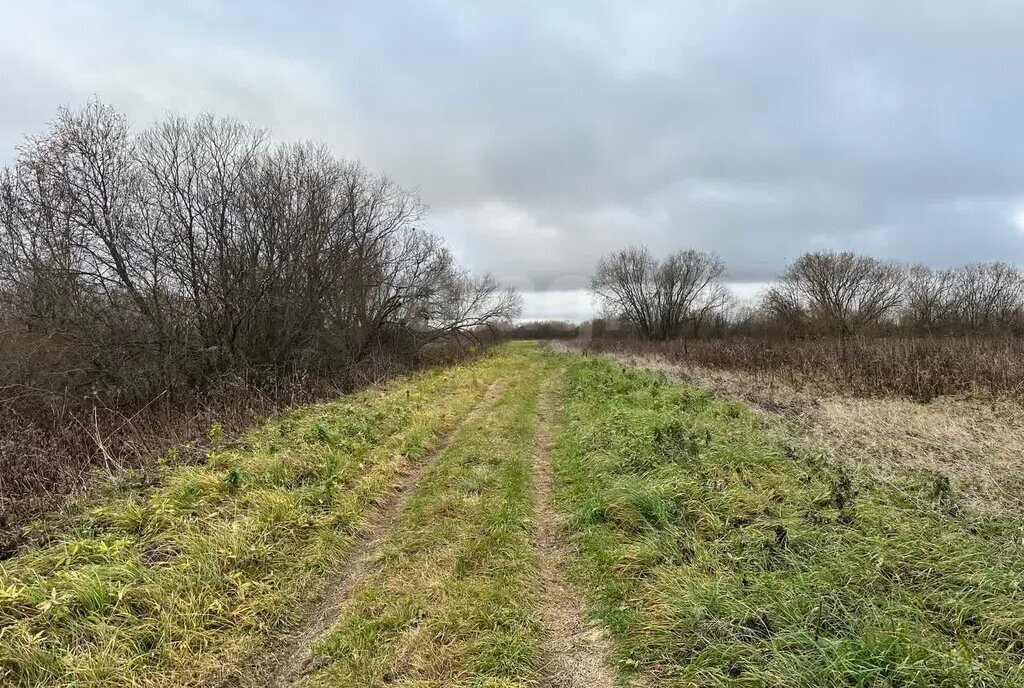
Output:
[{"xmin": 3, "ymin": 1, "xmax": 1024, "ymax": 317}]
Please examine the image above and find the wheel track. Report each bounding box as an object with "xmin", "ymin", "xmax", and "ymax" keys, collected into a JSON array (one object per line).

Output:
[
  {"xmin": 531, "ymin": 370, "xmax": 625, "ymax": 688},
  {"xmin": 227, "ymin": 377, "xmax": 510, "ymax": 688}
]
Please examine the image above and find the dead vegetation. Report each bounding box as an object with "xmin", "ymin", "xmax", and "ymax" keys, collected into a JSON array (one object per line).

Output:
[
  {"xmin": 0, "ymin": 350, "xmax": 516, "ymax": 686},
  {"xmin": 584, "ymin": 335, "xmax": 1024, "ymax": 401}
]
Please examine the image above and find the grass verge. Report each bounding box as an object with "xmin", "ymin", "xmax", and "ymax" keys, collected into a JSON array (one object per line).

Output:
[
  {"xmin": 0, "ymin": 348, "xmax": 518, "ymax": 686},
  {"xmin": 302, "ymin": 345, "xmax": 558, "ymax": 687},
  {"xmin": 554, "ymin": 356, "xmax": 1024, "ymax": 686}
]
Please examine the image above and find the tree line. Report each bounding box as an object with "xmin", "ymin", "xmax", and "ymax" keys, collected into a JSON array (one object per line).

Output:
[
  {"xmin": 592, "ymin": 246, "xmax": 1024, "ymax": 339},
  {"xmin": 0, "ymin": 101, "xmax": 520, "ymax": 409}
]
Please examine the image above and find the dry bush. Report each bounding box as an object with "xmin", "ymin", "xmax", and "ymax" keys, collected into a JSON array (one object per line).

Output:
[
  {"xmin": 582, "ymin": 335, "xmax": 1024, "ymax": 401},
  {"xmin": 499, "ymin": 320, "xmax": 580, "ymax": 340}
]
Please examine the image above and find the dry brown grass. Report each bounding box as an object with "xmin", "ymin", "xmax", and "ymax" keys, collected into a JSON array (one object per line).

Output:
[
  {"xmin": 577, "ymin": 345, "xmax": 1024, "ymax": 518},
  {"xmin": 583, "ymin": 335, "xmax": 1024, "ymax": 400}
]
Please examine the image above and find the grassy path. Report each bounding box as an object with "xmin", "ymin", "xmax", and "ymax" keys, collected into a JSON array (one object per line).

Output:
[{"xmin": 299, "ymin": 348, "xmax": 557, "ymax": 686}]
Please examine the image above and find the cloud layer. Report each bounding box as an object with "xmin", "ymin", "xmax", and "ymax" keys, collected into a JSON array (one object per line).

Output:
[{"xmin": 3, "ymin": 1, "xmax": 1024, "ymax": 318}]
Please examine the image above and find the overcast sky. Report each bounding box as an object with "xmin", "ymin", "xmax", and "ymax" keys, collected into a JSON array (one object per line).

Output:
[{"xmin": 3, "ymin": 1, "xmax": 1024, "ymax": 320}]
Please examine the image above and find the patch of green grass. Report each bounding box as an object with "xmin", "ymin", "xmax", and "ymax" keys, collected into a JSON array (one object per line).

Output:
[
  {"xmin": 0, "ymin": 346, "xmax": 526, "ymax": 687},
  {"xmin": 305, "ymin": 349, "xmax": 560, "ymax": 687},
  {"xmin": 554, "ymin": 357, "xmax": 1024, "ymax": 686}
]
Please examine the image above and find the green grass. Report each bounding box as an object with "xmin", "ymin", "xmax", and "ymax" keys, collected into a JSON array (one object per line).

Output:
[
  {"xmin": 6, "ymin": 344, "xmax": 1023, "ymax": 687},
  {"xmin": 304, "ymin": 347, "xmax": 560, "ymax": 687},
  {"xmin": 553, "ymin": 356, "xmax": 1024, "ymax": 687},
  {"xmin": 0, "ymin": 348, "xmax": 520, "ymax": 686}
]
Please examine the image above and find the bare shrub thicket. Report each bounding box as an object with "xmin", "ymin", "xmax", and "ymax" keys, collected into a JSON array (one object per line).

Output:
[
  {"xmin": 0, "ymin": 101, "xmax": 520, "ymax": 532},
  {"xmin": 500, "ymin": 320, "xmax": 579, "ymax": 340},
  {"xmin": 586, "ymin": 247, "xmax": 1024, "ymax": 400}
]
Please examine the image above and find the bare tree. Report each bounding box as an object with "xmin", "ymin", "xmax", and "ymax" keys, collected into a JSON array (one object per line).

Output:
[
  {"xmin": 591, "ymin": 245, "xmax": 728, "ymax": 340},
  {"xmin": 765, "ymin": 252, "xmax": 904, "ymax": 335},
  {"xmin": 902, "ymin": 265, "xmax": 957, "ymax": 333},
  {"xmin": 419, "ymin": 272, "xmax": 522, "ymax": 346},
  {"xmin": 950, "ymin": 262, "xmax": 1024, "ymax": 332}
]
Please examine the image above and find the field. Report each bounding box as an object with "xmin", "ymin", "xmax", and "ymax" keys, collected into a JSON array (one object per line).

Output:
[{"xmin": 2, "ymin": 342, "xmax": 1022, "ymax": 687}]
